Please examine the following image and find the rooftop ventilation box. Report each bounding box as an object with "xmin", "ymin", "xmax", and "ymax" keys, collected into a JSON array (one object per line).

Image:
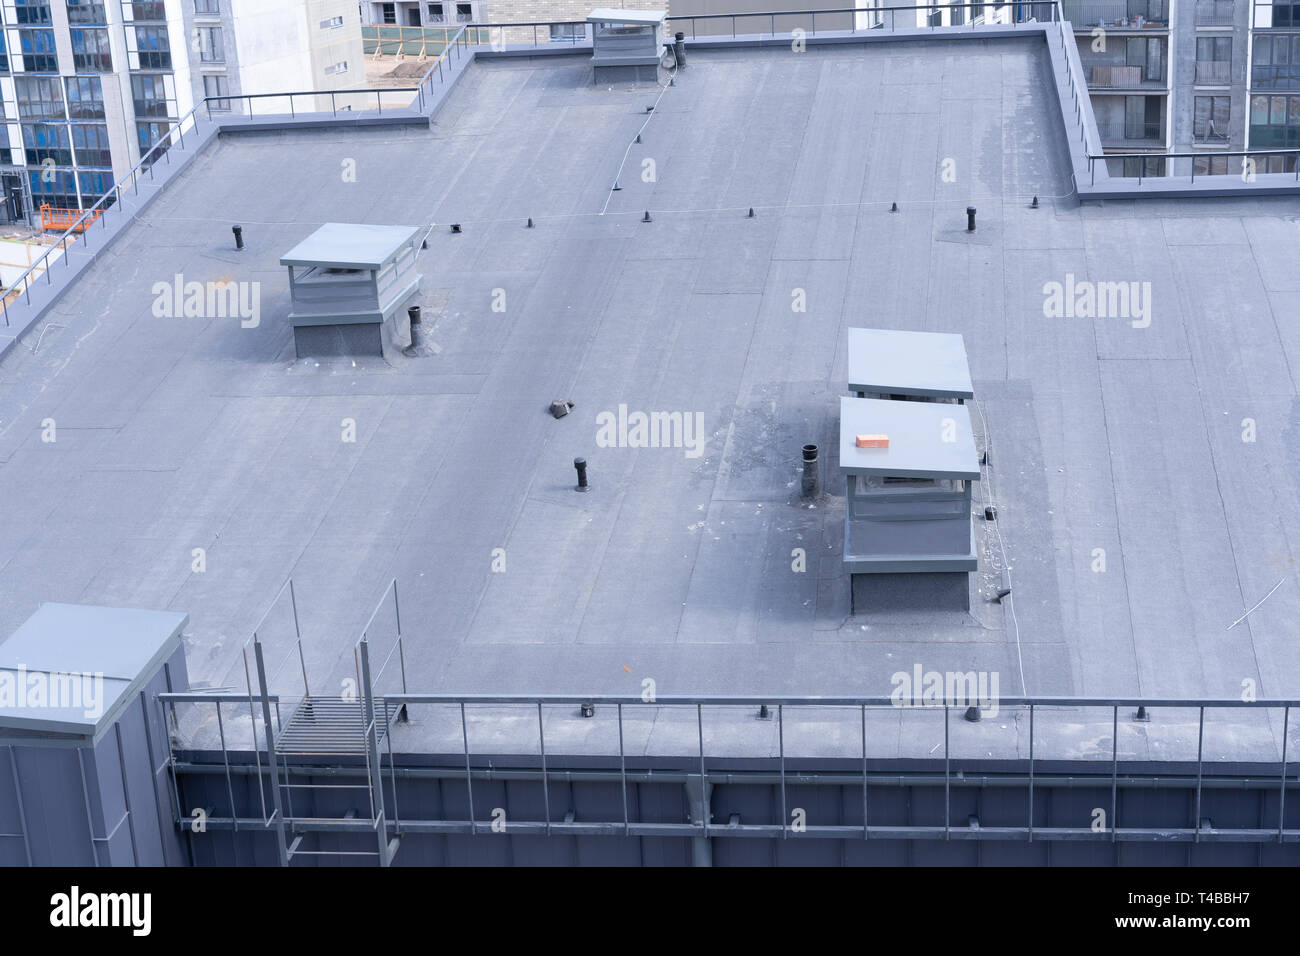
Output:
[
  {"xmin": 280, "ymin": 222, "xmax": 422, "ymax": 359},
  {"xmin": 588, "ymin": 9, "xmax": 667, "ymax": 83}
]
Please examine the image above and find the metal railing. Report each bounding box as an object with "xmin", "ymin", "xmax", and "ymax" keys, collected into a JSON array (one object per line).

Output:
[
  {"xmin": 154, "ymin": 579, "xmax": 1300, "ymax": 857},
  {"xmin": 1, "ymin": 39, "xmax": 473, "ymax": 332},
  {"xmin": 161, "ymin": 690, "xmax": 1300, "ymax": 848},
  {"xmin": 1, "ymin": 99, "xmax": 205, "ymax": 328},
  {"xmin": 1194, "ymin": 0, "xmax": 1234, "ymax": 27},
  {"xmin": 1095, "ymin": 119, "xmax": 1162, "ymax": 142},
  {"xmin": 361, "ymin": 23, "xmax": 490, "ymax": 56},
  {"xmin": 1060, "ymin": 0, "xmax": 1168, "ymax": 29},
  {"xmin": 1090, "ymin": 147, "xmax": 1300, "ymax": 184},
  {"xmin": 663, "ymin": 2, "xmax": 1060, "ymax": 41},
  {"xmin": 1194, "ymin": 59, "xmax": 1230, "ymax": 85},
  {"xmin": 1084, "ymin": 63, "xmax": 1167, "ymax": 88}
]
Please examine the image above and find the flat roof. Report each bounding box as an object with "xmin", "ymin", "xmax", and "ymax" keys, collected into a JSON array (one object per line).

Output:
[
  {"xmin": 279, "ymin": 222, "xmax": 420, "ymax": 270},
  {"xmin": 2, "ymin": 39, "xmax": 1299, "ymax": 756},
  {"xmin": 839, "ymin": 397, "xmax": 979, "ymax": 479},
  {"xmin": 846, "ymin": 327, "xmax": 974, "ymax": 399}
]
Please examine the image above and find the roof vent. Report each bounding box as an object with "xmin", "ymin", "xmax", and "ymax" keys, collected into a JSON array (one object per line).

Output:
[
  {"xmin": 279, "ymin": 223, "xmax": 422, "ymax": 360},
  {"xmin": 588, "ymin": 8, "xmax": 667, "ymax": 84}
]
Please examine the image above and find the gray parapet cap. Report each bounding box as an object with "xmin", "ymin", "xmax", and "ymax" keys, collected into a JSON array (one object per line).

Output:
[
  {"xmin": 846, "ymin": 327, "xmax": 974, "ymax": 401},
  {"xmin": 839, "ymin": 396, "xmax": 980, "ymax": 481},
  {"xmin": 279, "ymin": 222, "xmax": 421, "ymax": 271},
  {"xmin": 0, "ymin": 603, "xmax": 188, "ymax": 741},
  {"xmin": 587, "ymin": 8, "xmax": 666, "ymax": 24}
]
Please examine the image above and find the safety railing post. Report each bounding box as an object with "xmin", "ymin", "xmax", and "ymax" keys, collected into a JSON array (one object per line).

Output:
[
  {"xmin": 537, "ymin": 702, "xmax": 551, "ymax": 835},
  {"xmin": 861, "ymin": 704, "xmax": 868, "ymax": 840},
  {"xmin": 1111, "ymin": 705, "xmax": 1119, "ymax": 842},
  {"xmin": 252, "ymin": 640, "xmax": 291, "ymax": 866},
  {"xmin": 944, "ymin": 705, "xmax": 951, "ymax": 839},
  {"xmin": 1195, "ymin": 706, "xmax": 1205, "ymax": 842},
  {"xmin": 1028, "ymin": 703, "xmax": 1035, "ymax": 841},
  {"xmin": 618, "ymin": 702, "xmax": 629, "ymax": 836},
  {"xmin": 214, "ymin": 700, "xmax": 238, "ymax": 832},
  {"xmin": 1279, "ymin": 706, "xmax": 1290, "ymax": 843},
  {"xmin": 778, "ymin": 704, "xmax": 786, "ymax": 838},
  {"xmin": 461, "ymin": 702, "xmax": 476, "ymax": 834}
]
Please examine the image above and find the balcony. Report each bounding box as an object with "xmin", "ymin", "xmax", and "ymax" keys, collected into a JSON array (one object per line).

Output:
[
  {"xmin": 1096, "ymin": 120, "xmax": 1164, "ymax": 146},
  {"xmin": 1194, "ymin": 60, "xmax": 1231, "ymax": 85},
  {"xmin": 1194, "ymin": 0, "xmax": 1234, "ymax": 26},
  {"xmin": 1062, "ymin": 1, "xmax": 1168, "ymax": 31},
  {"xmin": 1193, "ymin": 124, "xmax": 1230, "ymax": 145},
  {"xmin": 1088, "ymin": 64, "xmax": 1167, "ymax": 90}
]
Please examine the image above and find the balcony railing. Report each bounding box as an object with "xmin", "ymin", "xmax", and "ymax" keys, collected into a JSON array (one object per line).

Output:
[
  {"xmin": 1062, "ymin": 1, "xmax": 1168, "ymax": 29},
  {"xmin": 1193, "ymin": 123, "xmax": 1230, "ymax": 144},
  {"xmin": 1088, "ymin": 63, "xmax": 1166, "ymax": 87},
  {"xmin": 1096, "ymin": 119, "xmax": 1163, "ymax": 141},
  {"xmin": 1194, "ymin": 60, "xmax": 1230, "ymax": 85},
  {"xmin": 1194, "ymin": 0, "xmax": 1234, "ymax": 26}
]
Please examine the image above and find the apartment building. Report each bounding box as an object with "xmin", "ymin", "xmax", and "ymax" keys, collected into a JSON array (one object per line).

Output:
[
  {"xmin": 0, "ymin": 0, "xmax": 362, "ymax": 227},
  {"xmin": 1064, "ymin": 0, "xmax": 1300, "ymax": 177},
  {"xmin": 359, "ymin": 1, "xmax": 484, "ymax": 27}
]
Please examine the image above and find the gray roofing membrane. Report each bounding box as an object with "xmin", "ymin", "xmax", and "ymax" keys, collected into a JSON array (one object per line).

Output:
[{"xmin": 0, "ymin": 40, "xmax": 1297, "ymax": 760}]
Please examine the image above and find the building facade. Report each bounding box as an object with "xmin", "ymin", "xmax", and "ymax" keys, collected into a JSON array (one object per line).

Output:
[
  {"xmin": 0, "ymin": 0, "xmax": 362, "ymax": 228},
  {"xmin": 1064, "ymin": 0, "xmax": 1300, "ymax": 177}
]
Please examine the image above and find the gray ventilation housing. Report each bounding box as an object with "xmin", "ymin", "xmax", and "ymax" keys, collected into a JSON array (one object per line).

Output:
[
  {"xmin": 589, "ymin": 8, "xmax": 667, "ymax": 83},
  {"xmin": 280, "ymin": 223, "xmax": 423, "ymax": 359},
  {"xmin": 0, "ymin": 604, "xmax": 191, "ymax": 865}
]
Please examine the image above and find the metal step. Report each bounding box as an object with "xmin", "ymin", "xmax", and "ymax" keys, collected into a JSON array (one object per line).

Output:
[{"xmin": 274, "ymin": 696, "xmax": 398, "ymax": 755}]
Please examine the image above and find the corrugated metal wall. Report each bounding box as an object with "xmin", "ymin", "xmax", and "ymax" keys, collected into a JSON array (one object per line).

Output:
[{"xmin": 172, "ymin": 754, "xmax": 1300, "ymax": 866}]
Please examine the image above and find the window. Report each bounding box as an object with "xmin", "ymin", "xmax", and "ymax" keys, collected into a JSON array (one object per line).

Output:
[
  {"xmin": 1193, "ymin": 154, "xmax": 1230, "ymax": 176},
  {"xmin": 550, "ymin": 24, "xmax": 584, "ymax": 41},
  {"xmin": 381, "ymin": 3, "xmax": 395, "ymax": 23},
  {"xmin": 19, "ymin": 30, "xmax": 58, "ymax": 72},
  {"xmin": 1256, "ymin": 2, "xmax": 1300, "ymax": 29},
  {"xmin": 320, "ymin": 15, "xmax": 343, "ymax": 28},
  {"xmin": 196, "ymin": 26, "xmax": 224, "ymax": 62},
  {"xmin": 136, "ymin": 120, "xmax": 171, "ymax": 165},
  {"xmin": 71, "ymin": 29, "xmax": 113, "ymax": 72},
  {"xmin": 324, "ymin": 61, "xmax": 348, "ymax": 75},
  {"xmin": 1123, "ymin": 95, "xmax": 1162, "ymax": 140},
  {"xmin": 1250, "ymin": 93, "xmax": 1300, "ymax": 147},
  {"xmin": 1193, "ymin": 95, "xmax": 1230, "ymax": 141},
  {"xmin": 131, "ymin": 73, "xmax": 173, "ymax": 118},
  {"xmin": 427, "ymin": 3, "xmax": 444, "ymax": 23},
  {"xmin": 1194, "ymin": 36, "xmax": 1231, "ymax": 85},
  {"xmin": 455, "ymin": 3, "xmax": 471, "ymax": 22},
  {"xmin": 1125, "ymin": 37, "xmax": 1163, "ymax": 82},
  {"xmin": 203, "ymin": 73, "xmax": 231, "ymax": 111},
  {"xmin": 65, "ymin": 76, "xmax": 105, "ymax": 119},
  {"xmin": 0, "ymin": 33, "xmax": 11, "ymax": 73},
  {"xmin": 194, "ymin": 0, "xmax": 220, "ymax": 13},
  {"xmin": 133, "ymin": 26, "xmax": 171, "ymax": 69},
  {"xmin": 66, "ymin": 1, "xmax": 108, "ymax": 23},
  {"xmin": 127, "ymin": 1, "xmax": 167, "ymax": 19},
  {"xmin": 14, "ymin": 0, "xmax": 53, "ymax": 25},
  {"xmin": 1121, "ymin": 156, "xmax": 1165, "ymax": 178},
  {"xmin": 29, "ymin": 169, "xmax": 79, "ymax": 210},
  {"xmin": 71, "ymin": 124, "xmax": 111, "ymax": 166},
  {"xmin": 23, "ymin": 123, "xmax": 71, "ymax": 166},
  {"xmin": 78, "ymin": 169, "xmax": 113, "ymax": 201},
  {"xmin": 15, "ymin": 76, "xmax": 66, "ymax": 119},
  {"xmin": 1253, "ymin": 35, "xmax": 1300, "ymax": 89}
]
